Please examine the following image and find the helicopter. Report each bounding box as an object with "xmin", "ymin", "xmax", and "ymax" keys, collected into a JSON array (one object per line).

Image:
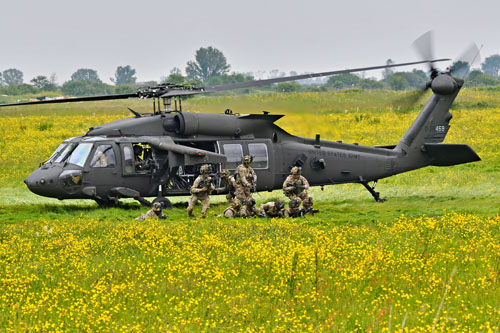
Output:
[{"xmin": 1, "ymin": 33, "xmax": 481, "ymax": 208}]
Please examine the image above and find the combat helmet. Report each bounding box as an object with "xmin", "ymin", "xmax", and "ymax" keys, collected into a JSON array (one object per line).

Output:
[
  {"xmin": 152, "ymin": 202, "xmax": 162, "ymax": 212},
  {"xmin": 241, "ymin": 155, "xmax": 253, "ymax": 165},
  {"xmin": 275, "ymin": 199, "xmax": 285, "ymax": 210},
  {"xmin": 220, "ymin": 169, "xmax": 230, "ymax": 177},
  {"xmin": 291, "ymin": 166, "xmax": 302, "ymax": 175},
  {"xmin": 289, "ymin": 199, "xmax": 300, "ymax": 208},
  {"xmin": 200, "ymin": 164, "xmax": 211, "ymax": 174}
]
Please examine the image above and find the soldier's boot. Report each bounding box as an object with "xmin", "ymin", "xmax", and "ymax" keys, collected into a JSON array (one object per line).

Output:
[{"xmin": 187, "ymin": 207, "xmax": 195, "ymax": 218}]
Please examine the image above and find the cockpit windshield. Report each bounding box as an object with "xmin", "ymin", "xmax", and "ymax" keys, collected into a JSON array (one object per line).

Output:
[
  {"xmin": 67, "ymin": 143, "xmax": 93, "ymax": 167},
  {"xmin": 54, "ymin": 143, "xmax": 77, "ymax": 163},
  {"xmin": 46, "ymin": 143, "xmax": 67, "ymax": 164}
]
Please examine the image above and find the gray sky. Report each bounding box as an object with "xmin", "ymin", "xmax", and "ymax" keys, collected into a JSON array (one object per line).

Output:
[{"xmin": 2, "ymin": 0, "xmax": 499, "ymax": 84}]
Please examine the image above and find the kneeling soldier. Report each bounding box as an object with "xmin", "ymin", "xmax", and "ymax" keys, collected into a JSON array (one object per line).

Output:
[
  {"xmin": 283, "ymin": 166, "xmax": 312, "ymax": 207},
  {"xmin": 136, "ymin": 202, "xmax": 167, "ymax": 220},
  {"xmin": 260, "ymin": 199, "xmax": 285, "ymax": 218},
  {"xmin": 187, "ymin": 164, "xmax": 215, "ymax": 218}
]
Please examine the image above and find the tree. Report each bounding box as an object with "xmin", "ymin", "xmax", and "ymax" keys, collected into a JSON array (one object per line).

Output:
[
  {"xmin": 61, "ymin": 80, "xmax": 111, "ymax": 96},
  {"xmin": 390, "ymin": 71, "xmax": 427, "ymax": 89},
  {"xmin": 450, "ymin": 61, "xmax": 470, "ymax": 79},
  {"xmin": 111, "ymin": 65, "xmax": 137, "ymax": 86},
  {"xmin": 30, "ymin": 75, "xmax": 57, "ymax": 91},
  {"xmin": 70, "ymin": 68, "xmax": 101, "ymax": 83},
  {"xmin": 185, "ymin": 46, "xmax": 230, "ymax": 81},
  {"xmin": 170, "ymin": 67, "xmax": 182, "ymax": 75},
  {"xmin": 359, "ymin": 78, "xmax": 384, "ymax": 90},
  {"xmin": 0, "ymin": 72, "xmax": 3, "ymax": 87},
  {"xmin": 165, "ymin": 73, "xmax": 186, "ymax": 84},
  {"xmin": 3, "ymin": 68, "xmax": 24, "ymax": 86},
  {"xmin": 277, "ymin": 82, "xmax": 300, "ymax": 92},
  {"xmin": 383, "ymin": 59, "xmax": 394, "ymax": 80},
  {"xmin": 481, "ymin": 54, "xmax": 500, "ymax": 78},
  {"xmin": 389, "ymin": 75, "xmax": 409, "ymax": 91},
  {"xmin": 325, "ymin": 73, "xmax": 361, "ymax": 89},
  {"xmin": 464, "ymin": 70, "xmax": 499, "ymax": 87}
]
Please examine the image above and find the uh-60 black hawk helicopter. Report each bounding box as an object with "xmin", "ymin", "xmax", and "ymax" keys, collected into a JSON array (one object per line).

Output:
[{"xmin": 1, "ymin": 33, "xmax": 481, "ymax": 208}]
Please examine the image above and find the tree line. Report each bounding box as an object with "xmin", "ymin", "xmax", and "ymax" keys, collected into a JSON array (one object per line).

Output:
[{"xmin": 2, "ymin": 48, "xmax": 500, "ymax": 97}]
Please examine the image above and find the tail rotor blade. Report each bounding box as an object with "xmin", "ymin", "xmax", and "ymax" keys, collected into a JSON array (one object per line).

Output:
[{"xmin": 450, "ymin": 43, "xmax": 481, "ymax": 78}]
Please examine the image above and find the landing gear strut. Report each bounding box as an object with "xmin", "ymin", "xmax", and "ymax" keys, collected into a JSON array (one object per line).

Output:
[{"xmin": 361, "ymin": 180, "xmax": 386, "ymax": 202}]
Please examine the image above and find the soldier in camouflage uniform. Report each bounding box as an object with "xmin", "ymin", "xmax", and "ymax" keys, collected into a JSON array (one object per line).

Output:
[
  {"xmin": 282, "ymin": 166, "xmax": 313, "ymax": 209},
  {"xmin": 187, "ymin": 164, "xmax": 215, "ymax": 218},
  {"xmin": 136, "ymin": 202, "xmax": 166, "ymax": 220},
  {"xmin": 216, "ymin": 169, "xmax": 238, "ymax": 204},
  {"xmin": 240, "ymin": 197, "xmax": 265, "ymax": 218},
  {"xmin": 260, "ymin": 199, "xmax": 285, "ymax": 218},
  {"xmin": 234, "ymin": 155, "xmax": 257, "ymax": 202},
  {"xmin": 283, "ymin": 199, "xmax": 301, "ymax": 218},
  {"xmin": 220, "ymin": 200, "xmax": 242, "ymax": 218}
]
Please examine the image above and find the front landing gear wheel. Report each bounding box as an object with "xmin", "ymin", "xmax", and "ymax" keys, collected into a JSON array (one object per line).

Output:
[{"xmin": 153, "ymin": 197, "xmax": 172, "ymax": 210}]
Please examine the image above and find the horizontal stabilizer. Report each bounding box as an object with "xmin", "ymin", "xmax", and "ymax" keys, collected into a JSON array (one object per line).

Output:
[{"xmin": 424, "ymin": 144, "xmax": 481, "ymax": 166}]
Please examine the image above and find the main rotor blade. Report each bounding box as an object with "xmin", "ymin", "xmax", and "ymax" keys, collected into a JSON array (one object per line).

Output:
[
  {"xmin": 0, "ymin": 92, "xmax": 139, "ymax": 107},
  {"xmin": 161, "ymin": 59, "xmax": 449, "ymax": 97}
]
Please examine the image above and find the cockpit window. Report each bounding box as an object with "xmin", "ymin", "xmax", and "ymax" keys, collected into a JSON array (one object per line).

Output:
[
  {"xmin": 54, "ymin": 143, "xmax": 77, "ymax": 163},
  {"xmin": 46, "ymin": 143, "xmax": 67, "ymax": 164},
  {"xmin": 68, "ymin": 143, "xmax": 93, "ymax": 167},
  {"xmin": 90, "ymin": 144, "xmax": 116, "ymax": 168}
]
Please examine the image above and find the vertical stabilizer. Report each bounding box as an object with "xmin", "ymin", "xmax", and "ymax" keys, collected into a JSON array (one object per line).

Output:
[{"xmin": 396, "ymin": 75, "xmax": 463, "ymax": 152}]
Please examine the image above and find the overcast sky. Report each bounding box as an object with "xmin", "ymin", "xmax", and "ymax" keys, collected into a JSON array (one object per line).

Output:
[{"xmin": 2, "ymin": 0, "xmax": 499, "ymax": 84}]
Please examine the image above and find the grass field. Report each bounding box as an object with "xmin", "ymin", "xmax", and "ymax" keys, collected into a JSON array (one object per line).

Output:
[{"xmin": 1, "ymin": 89, "xmax": 499, "ymax": 331}]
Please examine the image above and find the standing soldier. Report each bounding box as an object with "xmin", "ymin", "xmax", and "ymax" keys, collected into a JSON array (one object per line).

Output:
[
  {"xmin": 282, "ymin": 166, "xmax": 313, "ymax": 209},
  {"xmin": 216, "ymin": 169, "xmax": 237, "ymax": 204},
  {"xmin": 234, "ymin": 155, "xmax": 257, "ymax": 202},
  {"xmin": 187, "ymin": 164, "xmax": 215, "ymax": 218},
  {"xmin": 260, "ymin": 199, "xmax": 285, "ymax": 218}
]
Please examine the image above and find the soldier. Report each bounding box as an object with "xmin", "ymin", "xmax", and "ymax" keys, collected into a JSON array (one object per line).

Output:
[
  {"xmin": 135, "ymin": 202, "xmax": 167, "ymax": 220},
  {"xmin": 260, "ymin": 199, "xmax": 285, "ymax": 218},
  {"xmin": 234, "ymin": 155, "xmax": 257, "ymax": 202},
  {"xmin": 241, "ymin": 197, "xmax": 265, "ymax": 218},
  {"xmin": 283, "ymin": 199, "xmax": 301, "ymax": 218},
  {"xmin": 282, "ymin": 166, "xmax": 313, "ymax": 209},
  {"xmin": 216, "ymin": 169, "xmax": 237, "ymax": 204},
  {"xmin": 220, "ymin": 200, "xmax": 242, "ymax": 218},
  {"xmin": 187, "ymin": 164, "xmax": 215, "ymax": 218}
]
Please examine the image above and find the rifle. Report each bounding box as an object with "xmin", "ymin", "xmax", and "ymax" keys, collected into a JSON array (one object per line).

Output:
[
  {"xmin": 290, "ymin": 207, "xmax": 320, "ymax": 218},
  {"xmin": 286, "ymin": 182, "xmax": 306, "ymax": 194},
  {"xmin": 250, "ymin": 177, "xmax": 257, "ymax": 192},
  {"xmin": 197, "ymin": 176, "xmax": 216, "ymax": 194}
]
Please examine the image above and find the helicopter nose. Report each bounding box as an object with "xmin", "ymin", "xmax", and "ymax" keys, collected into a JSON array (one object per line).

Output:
[{"xmin": 24, "ymin": 167, "xmax": 63, "ymax": 198}]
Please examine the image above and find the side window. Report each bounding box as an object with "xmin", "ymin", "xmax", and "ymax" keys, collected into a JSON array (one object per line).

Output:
[
  {"xmin": 90, "ymin": 144, "xmax": 116, "ymax": 168},
  {"xmin": 123, "ymin": 146, "xmax": 134, "ymax": 174},
  {"xmin": 248, "ymin": 143, "xmax": 268, "ymax": 169},
  {"xmin": 223, "ymin": 144, "xmax": 243, "ymax": 170}
]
